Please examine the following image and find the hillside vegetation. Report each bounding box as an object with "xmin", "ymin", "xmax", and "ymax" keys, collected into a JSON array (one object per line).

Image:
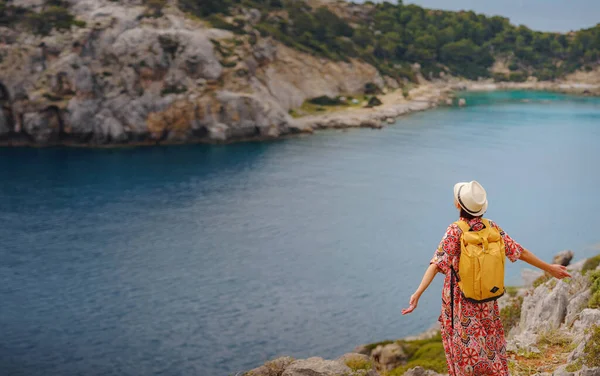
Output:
[{"xmin": 175, "ymin": 0, "xmax": 600, "ymax": 81}]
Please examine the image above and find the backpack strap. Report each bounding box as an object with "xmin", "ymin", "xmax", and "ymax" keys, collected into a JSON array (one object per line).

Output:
[{"xmin": 454, "ymin": 220, "xmax": 471, "ymax": 234}]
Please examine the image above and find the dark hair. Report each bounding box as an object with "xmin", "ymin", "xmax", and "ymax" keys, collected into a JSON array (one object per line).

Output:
[{"xmin": 460, "ymin": 207, "xmax": 482, "ymax": 220}]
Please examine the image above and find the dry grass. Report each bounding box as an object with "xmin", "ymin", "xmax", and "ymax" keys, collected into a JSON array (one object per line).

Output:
[{"xmin": 508, "ymin": 345, "xmax": 570, "ymax": 375}]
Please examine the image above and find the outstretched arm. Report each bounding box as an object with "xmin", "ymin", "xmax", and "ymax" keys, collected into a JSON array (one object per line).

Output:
[
  {"xmin": 520, "ymin": 249, "xmax": 572, "ymax": 279},
  {"xmin": 402, "ymin": 263, "xmax": 440, "ymax": 315}
]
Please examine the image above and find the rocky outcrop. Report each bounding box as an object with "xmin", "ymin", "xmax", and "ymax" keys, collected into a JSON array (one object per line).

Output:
[
  {"xmin": 506, "ymin": 254, "xmax": 600, "ymax": 375},
  {"xmin": 554, "ymin": 250, "xmax": 575, "ymax": 267},
  {"xmin": 0, "ymin": 0, "xmax": 400, "ymax": 146},
  {"xmin": 245, "ymin": 354, "xmax": 380, "ymax": 376}
]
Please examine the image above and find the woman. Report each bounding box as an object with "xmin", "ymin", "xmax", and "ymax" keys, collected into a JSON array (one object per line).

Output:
[{"xmin": 401, "ymin": 180, "xmax": 571, "ymax": 376}]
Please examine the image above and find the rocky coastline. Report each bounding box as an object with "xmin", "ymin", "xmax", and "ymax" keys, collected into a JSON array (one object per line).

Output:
[
  {"xmin": 1, "ymin": 1, "xmax": 599, "ymax": 148},
  {"xmin": 244, "ymin": 252, "xmax": 600, "ymax": 376}
]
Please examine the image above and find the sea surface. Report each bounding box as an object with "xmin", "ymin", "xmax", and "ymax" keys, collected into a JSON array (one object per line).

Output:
[{"xmin": 1, "ymin": 91, "xmax": 600, "ymax": 376}]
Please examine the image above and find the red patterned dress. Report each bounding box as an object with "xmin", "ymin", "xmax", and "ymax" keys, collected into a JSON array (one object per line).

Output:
[{"xmin": 430, "ymin": 217, "xmax": 524, "ymax": 376}]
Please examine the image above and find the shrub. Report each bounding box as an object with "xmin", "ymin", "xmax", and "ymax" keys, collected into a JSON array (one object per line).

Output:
[
  {"xmin": 566, "ymin": 359, "xmax": 583, "ymax": 372},
  {"xmin": 367, "ymin": 96, "xmax": 383, "ymax": 107},
  {"xmin": 582, "ymin": 254, "xmax": 600, "ymax": 273},
  {"xmin": 588, "ymin": 270, "xmax": 600, "ymax": 309},
  {"xmin": 506, "ymin": 286, "xmax": 519, "ymax": 297},
  {"xmin": 144, "ymin": 0, "xmax": 167, "ymax": 17},
  {"xmin": 344, "ymin": 357, "xmax": 372, "ymax": 371},
  {"xmin": 508, "ymin": 72, "xmax": 528, "ymax": 82},
  {"xmin": 25, "ymin": 6, "xmax": 85, "ymax": 35},
  {"xmin": 537, "ymin": 328, "xmax": 572, "ymax": 348},
  {"xmin": 308, "ymin": 96, "xmax": 342, "ymax": 106},
  {"xmin": 364, "ymin": 82, "xmax": 381, "ymax": 95},
  {"xmin": 532, "ymin": 274, "xmax": 551, "ymax": 288},
  {"xmin": 492, "ymin": 72, "xmax": 508, "ymax": 82},
  {"xmin": 583, "ymin": 325, "xmax": 600, "ymax": 367},
  {"xmin": 389, "ymin": 334, "xmax": 448, "ymax": 376},
  {"xmin": 500, "ymin": 296, "xmax": 523, "ymax": 333}
]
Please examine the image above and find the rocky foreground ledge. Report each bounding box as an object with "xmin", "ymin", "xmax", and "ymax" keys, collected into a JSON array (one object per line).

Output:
[{"xmin": 244, "ymin": 253, "xmax": 600, "ymax": 376}]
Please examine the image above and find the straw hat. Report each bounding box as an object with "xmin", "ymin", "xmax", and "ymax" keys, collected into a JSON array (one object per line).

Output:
[{"xmin": 453, "ymin": 181, "xmax": 488, "ymax": 216}]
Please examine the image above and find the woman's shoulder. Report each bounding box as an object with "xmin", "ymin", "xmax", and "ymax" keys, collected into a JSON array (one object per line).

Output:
[{"xmin": 485, "ymin": 218, "xmax": 505, "ymax": 233}]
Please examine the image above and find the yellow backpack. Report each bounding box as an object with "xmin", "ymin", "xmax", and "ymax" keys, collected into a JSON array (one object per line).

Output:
[{"xmin": 453, "ymin": 219, "xmax": 506, "ymax": 302}]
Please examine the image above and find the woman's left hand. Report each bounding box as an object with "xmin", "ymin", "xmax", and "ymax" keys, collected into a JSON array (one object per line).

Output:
[{"xmin": 401, "ymin": 294, "xmax": 420, "ymax": 315}]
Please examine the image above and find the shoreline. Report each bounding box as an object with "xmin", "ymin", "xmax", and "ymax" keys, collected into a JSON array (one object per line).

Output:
[{"xmin": 1, "ymin": 81, "xmax": 599, "ymax": 149}]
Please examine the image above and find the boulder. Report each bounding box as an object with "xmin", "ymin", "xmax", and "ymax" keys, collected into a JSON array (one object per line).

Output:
[
  {"xmin": 403, "ymin": 366, "xmax": 444, "ymax": 376},
  {"xmin": 510, "ymin": 280, "xmax": 570, "ymax": 351},
  {"xmin": 371, "ymin": 342, "xmax": 407, "ymax": 371},
  {"xmin": 245, "ymin": 356, "xmax": 294, "ymax": 376},
  {"xmin": 553, "ymin": 250, "xmax": 575, "ymax": 266},
  {"xmin": 581, "ymin": 367, "xmax": 600, "ymax": 376},
  {"xmin": 281, "ymin": 357, "xmax": 352, "ymax": 376},
  {"xmin": 568, "ymin": 309, "xmax": 600, "ymax": 362},
  {"xmin": 458, "ymin": 98, "xmax": 467, "ymax": 106},
  {"xmin": 565, "ymin": 288, "xmax": 591, "ymax": 327}
]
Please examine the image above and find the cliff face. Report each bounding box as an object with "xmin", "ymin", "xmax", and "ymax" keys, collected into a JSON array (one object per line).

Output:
[{"xmin": 0, "ymin": 0, "xmax": 390, "ymax": 146}]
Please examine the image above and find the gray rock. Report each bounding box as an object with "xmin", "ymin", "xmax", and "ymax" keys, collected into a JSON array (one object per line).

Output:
[
  {"xmin": 371, "ymin": 343, "xmax": 406, "ymax": 371},
  {"xmin": 581, "ymin": 367, "xmax": 600, "ymax": 376},
  {"xmin": 253, "ymin": 38, "xmax": 278, "ymax": 64},
  {"xmin": 458, "ymin": 98, "xmax": 466, "ymax": 106},
  {"xmin": 65, "ymin": 98, "xmax": 101, "ymax": 136},
  {"xmin": 22, "ymin": 112, "xmax": 54, "ymax": 143},
  {"xmin": 552, "ymin": 364, "xmax": 574, "ymax": 376},
  {"xmin": 174, "ymin": 31, "xmax": 222, "ymax": 80},
  {"xmin": 281, "ymin": 357, "xmax": 352, "ymax": 376},
  {"xmin": 565, "ymin": 289, "xmax": 591, "ymax": 327},
  {"xmin": 402, "ymin": 366, "xmax": 444, "ymax": 376},
  {"xmin": 0, "ymin": 110, "xmax": 10, "ymax": 135},
  {"xmin": 93, "ymin": 109, "xmax": 127, "ymax": 143},
  {"xmin": 523, "ymin": 280, "xmax": 569, "ymax": 329},
  {"xmin": 554, "ymin": 250, "xmax": 575, "ymax": 266},
  {"xmin": 0, "ymin": 26, "xmax": 17, "ymax": 44},
  {"xmin": 245, "ymin": 356, "xmax": 294, "ymax": 376},
  {"xmin": 568, "ymin": 309, "xmax": 600, "ymax": 362},
  {"xmin": 74, "ymin": 65, "xmax": 96, "ymax": 95}
]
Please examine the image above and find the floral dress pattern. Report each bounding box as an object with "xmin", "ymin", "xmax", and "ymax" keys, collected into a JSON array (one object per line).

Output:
[{"xmin": 430, "ymin": 217, "xmax": 524, "ymax": 376}]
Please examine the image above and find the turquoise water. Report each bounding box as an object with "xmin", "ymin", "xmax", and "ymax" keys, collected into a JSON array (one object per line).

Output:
[{"xmin": 1, "ymin": 91, "xmax": 599, "ymax": 376}]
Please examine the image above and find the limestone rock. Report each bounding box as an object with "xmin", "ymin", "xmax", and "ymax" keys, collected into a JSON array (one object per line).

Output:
[
  {"xmin": 402, "ymin": 366, "xmax": 444, "ymax": 376},
  {"xmin": 458, "ymin": 98, "xmax": 466, "ymax": 106},
  {"xmin": 553, "ymin": 250, "xmax": 575, "ymax": 266},
  {"xmin": 568, "ymin": 309, "xmax": 600, "ymax": 362},
  {"xmin": 371, "ymin": 343, "xmax": 407, "ymax": 371},
  {"xmin": 22, "ymin": 112, "xmax": 55, "ymax": 143},
  {"xmin": 581, "ymin": 367, "xmax": 600, "ymax": 376},
  {"xmin": 0, "ymin": 110, "xmax": 10, "ymax": 136},
  {"xmin": 565, "ymin": 288, "xmax": 591, "ymax": 327},
  {"xmin": 281, "ymin": 357, "xmax": 352, "ymax": 376},
  {"xmin": 245, "ymin": 356, "xmax": 294, "ymax": 376},
  {"xmin": 524, "ymin": 280, "xmax": 570, "ymax": 329}
]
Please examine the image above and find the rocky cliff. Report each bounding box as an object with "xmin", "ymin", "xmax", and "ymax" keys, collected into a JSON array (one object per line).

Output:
[
  {"xmin": 244, "ymin": 254, "xmax": 600, "ymax": 376},
  {"xmin": 0, "ymin": 0, "xmax": 394, "ymax": 146}
]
